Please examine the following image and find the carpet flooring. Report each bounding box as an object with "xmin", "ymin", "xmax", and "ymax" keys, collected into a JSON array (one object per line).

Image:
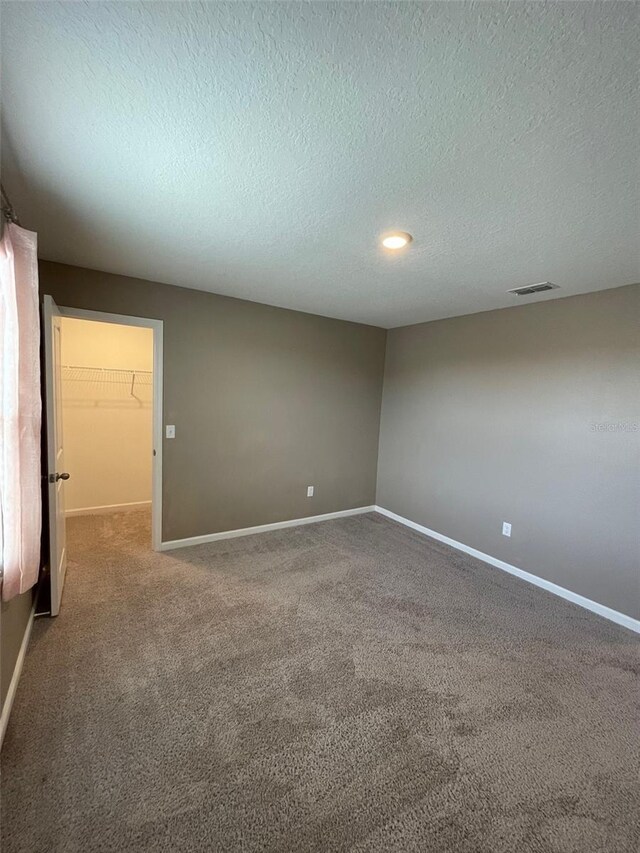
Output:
[{"xmin": 1, "ymin": 509, "xmax": 638, "ymax": 852}]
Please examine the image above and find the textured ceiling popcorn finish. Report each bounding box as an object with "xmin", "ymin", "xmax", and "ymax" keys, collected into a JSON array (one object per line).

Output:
[{"xmin": 1, "ymin": 1, "xmax": 638, "ymax": 327}]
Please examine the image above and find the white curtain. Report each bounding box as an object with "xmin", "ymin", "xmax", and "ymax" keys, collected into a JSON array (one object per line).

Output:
[{"xmin": 0, "ymin": 223, "xmax": 42, "ymax": 600}]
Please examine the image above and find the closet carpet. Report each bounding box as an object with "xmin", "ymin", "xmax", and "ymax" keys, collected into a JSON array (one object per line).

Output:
[{"xmin": 2, "ymin": 509, "xmax": 638, "ymax": 852}]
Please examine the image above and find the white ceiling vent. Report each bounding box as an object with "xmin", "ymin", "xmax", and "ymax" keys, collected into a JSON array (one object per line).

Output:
[{"xmin": 507, "ymin": 281, "xmax": 559, "ymax": 297}]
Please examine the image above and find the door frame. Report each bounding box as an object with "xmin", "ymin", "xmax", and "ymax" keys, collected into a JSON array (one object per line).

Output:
[{"xmin": 56, "ymin": 306, "xmax": 164, "ymax": 551}]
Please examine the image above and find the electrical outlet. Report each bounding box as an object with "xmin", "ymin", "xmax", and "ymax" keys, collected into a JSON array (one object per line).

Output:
[
  {"xmin": 165, "ymin": 425, "xmax": 176, "ymax": 439},
  {"xmin": 307, "ymin": 486, "xmax": 314, "ymax": 497},
  {"xmin": 502, "ymin": 521, "xmax": 512, "ymax": 537}
]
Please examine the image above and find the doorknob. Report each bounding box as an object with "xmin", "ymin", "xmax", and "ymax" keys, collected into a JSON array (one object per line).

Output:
[{"xmin": 49, "ymin": 472, "xmax": 70, "ymax": 483}]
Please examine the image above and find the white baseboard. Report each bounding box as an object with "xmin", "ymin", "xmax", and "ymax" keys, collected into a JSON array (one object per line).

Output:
[
  {"xmin": 374, "ymin": 506, "xmax": 640, "ymax": 635},
  {"xmin": 65, "ymin": 500, "xmax": 151, "ymax": 518},
  {"xmin": 160, "ymin": 506, "xmax": 376, "ymax": 551},
  {"xmin": 0, "ymin": 601, "xmax": 36, "ymax": 749}
]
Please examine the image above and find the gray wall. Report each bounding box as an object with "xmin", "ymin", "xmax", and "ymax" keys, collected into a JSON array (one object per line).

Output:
[
  {"xmin": 1, "ymin": 591, "xmax": 32, "ymax": 708},
  {"xmin": 40, "ymin": 262, "xmax": 387, "ymax": 542},
  {"xmin": 37, "ymin": 263, "xmax": 639, "ymax": 621},
  {"xmin": 377, "ymin": 284, "xmax": 640, "ymax": 620}
]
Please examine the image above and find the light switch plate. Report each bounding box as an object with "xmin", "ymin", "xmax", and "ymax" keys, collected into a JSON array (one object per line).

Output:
[
  {"xmin": 165, "ymin": 425, "xmax": 176, "ymax": 439},
  {"xmin": 307, "ymin": 486, "xmax": 314, "ymax": 497}
]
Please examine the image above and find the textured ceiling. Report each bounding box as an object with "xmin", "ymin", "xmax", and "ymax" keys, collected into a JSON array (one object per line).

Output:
[{"xmin": 2, "ymin": 1, "xmax": 638, "ymax": 327}]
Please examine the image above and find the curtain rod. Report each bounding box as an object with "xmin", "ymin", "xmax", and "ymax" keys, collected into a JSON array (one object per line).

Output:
[{"xmin": 1, "ymin": 183, "xmax": 20, "ymax": 226}]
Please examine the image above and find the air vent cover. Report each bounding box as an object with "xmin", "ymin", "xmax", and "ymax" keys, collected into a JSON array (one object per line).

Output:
[{"xmin": 508, "ymin": 282, "xmax": 559, "ymax": 296}]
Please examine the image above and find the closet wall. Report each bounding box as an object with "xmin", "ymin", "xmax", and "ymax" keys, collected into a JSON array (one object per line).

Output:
[{"xmin": 61, "ymin": 318, "xmax": 153, "ymax": 514}]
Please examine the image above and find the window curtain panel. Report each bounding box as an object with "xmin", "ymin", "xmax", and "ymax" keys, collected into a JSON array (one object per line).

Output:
[{"xmin": 0, "ymin": 222, "xmax": 41, "ymax": 600}]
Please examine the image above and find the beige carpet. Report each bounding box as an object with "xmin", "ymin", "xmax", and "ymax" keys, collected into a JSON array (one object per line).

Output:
[{"xmin": 1, "ymin": 509, "xmax": 638, "ymax": 852}]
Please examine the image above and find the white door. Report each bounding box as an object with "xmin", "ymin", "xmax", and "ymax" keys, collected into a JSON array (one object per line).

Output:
[{"xmin": 43, "ymin": 295, "xmax": 68, "ymax": 616}]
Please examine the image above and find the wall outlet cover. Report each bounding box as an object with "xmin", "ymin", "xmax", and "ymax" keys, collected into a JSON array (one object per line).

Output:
[
  {"xmin": 502, "ymin": 521, "xmax": 512, "ymax": 537},
  {"xmin": 307, "ymin": 486, "xmax": 314, "ymax": 497}
]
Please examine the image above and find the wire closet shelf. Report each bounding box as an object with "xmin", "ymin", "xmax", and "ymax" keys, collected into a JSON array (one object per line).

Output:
[{"xmin": 62, "ymin": 365, "xmax": 152, "ymax": 398}]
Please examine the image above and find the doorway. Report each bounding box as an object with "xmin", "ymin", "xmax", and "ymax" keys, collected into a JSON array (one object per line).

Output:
[{"xmin": 43, "ymin": 299, "xmax": 163, "ymax": 615}]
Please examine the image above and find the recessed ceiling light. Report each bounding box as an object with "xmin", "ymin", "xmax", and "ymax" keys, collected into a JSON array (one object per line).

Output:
[{"xmin": 382, "ymin": 231, "xmax": 412, "ymax": 250}]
